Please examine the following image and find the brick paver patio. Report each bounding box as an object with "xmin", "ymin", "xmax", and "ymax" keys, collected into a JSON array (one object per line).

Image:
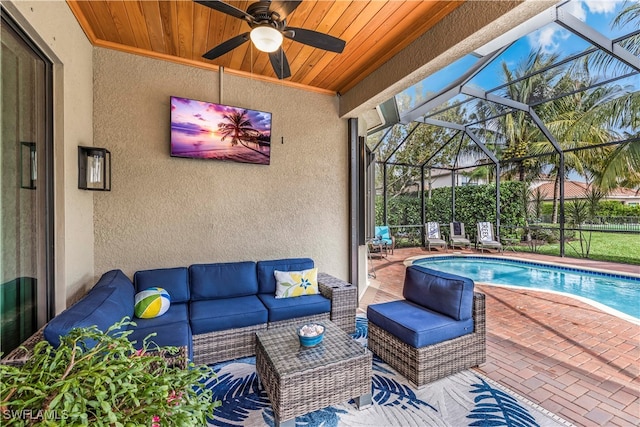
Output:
[{"xmin": 360, "ymin": 247, "xmax": 639, "ymax": 426}]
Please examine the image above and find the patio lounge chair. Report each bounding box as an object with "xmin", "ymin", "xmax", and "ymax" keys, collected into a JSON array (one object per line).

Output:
[
  {"xmin": 374, "ymin": 226, "xmax": 395, "ymax": 255},
  {"xmin": 476, "ymin": 222, "xmax": 503, "ymax": 253},
  {"xmin": 449, "ymin": 222, "xmax": 471, "ymax": 249},
  {"xmin": 424, "ymin": 222, "xmax": 447, "ymax": 252}
]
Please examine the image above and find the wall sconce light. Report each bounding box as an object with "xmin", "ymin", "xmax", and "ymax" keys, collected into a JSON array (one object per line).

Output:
[
  {"xmin": 78, "ymin": 146, "xmax": 111, "ymax": 191},
  {"xmin": 20, "ymin": 141, "xmax": 37, "ymax": 190}
]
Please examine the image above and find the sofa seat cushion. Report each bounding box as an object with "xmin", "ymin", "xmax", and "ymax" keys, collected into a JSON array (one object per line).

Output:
[
  {"xmin": 128, "ymin": 321, "xmax": 193, "ymax": 361},
  {"xmin": 44, "ymin": 271, "xmax": 135, "ymax": 348},
  {"xmin": 132, "ymin": 302, "xmax": 188, "ymax": 330},
  {"xmin": 403, "ymin": 265, "xmax": 474, "ymax": 321},
  {"xmin": 256, "ymin": 258, "xmax": 314, "ymax": 294},
  {"xmin": 190, "ymin": 296, "xmax": 268, "ymax": 335},
  {"xmin": 189, "ymin": 262, "xmax": 258, "ymax": 300},
  {"xmin": 258, "ymin": 293, "xmax": 330, "ymax": 322},
  {"xmin": 134, "ymin": 267, "xmax": 190, "ymax": 303},
  {"xmin": 367, "ymin": 300, "xmax": 474, "ymax": 348}
]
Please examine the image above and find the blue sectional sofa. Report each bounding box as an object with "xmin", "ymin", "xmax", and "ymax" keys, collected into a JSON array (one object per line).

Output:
[{"xmin": 14, "ymin": 258, "xmax": 356, "ymax": 368}]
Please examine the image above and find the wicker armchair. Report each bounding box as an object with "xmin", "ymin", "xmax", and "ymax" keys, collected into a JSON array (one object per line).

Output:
[{"xmin": 367, "ymin": 266, "xmax": 486, "ymax": 388}]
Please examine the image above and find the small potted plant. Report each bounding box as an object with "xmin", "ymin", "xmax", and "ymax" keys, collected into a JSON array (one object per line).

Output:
[{"xmin": 0, "ymin": 318, "xmax": 219, "ymax": 426}]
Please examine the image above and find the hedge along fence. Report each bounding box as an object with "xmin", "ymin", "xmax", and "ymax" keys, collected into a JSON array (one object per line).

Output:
[{"xmin": 376, "ymin": 181, "xmax": 527, "ymax": 245}]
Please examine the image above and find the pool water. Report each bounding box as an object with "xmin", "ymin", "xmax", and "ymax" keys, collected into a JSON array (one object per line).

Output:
[{"xmin": 412, "ymin": 256, "xmax": 640, "ymax": 321}]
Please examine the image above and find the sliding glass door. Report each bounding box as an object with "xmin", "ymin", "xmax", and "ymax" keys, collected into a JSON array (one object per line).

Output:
[{"xmin": 1, "ymin": 9, "xmax": 54, "ymax": 354}]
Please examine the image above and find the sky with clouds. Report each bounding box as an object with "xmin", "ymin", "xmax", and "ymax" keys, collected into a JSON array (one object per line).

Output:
[
  {"xmin": 527, "ymin": 0, "xmax": 632, "ymax": 54},
  {"xmin": 395, "ymin": 0, "xmax": 638, "ymax": 114},
  {"xmin": 171, "ymin": 96, "xmax": 272, "ymax": 136}
]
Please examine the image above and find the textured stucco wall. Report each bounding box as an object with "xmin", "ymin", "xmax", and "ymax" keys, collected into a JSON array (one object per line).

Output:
[
  {"xmin": 93, "ymin": 48, "xmax": 349, "ymax": 280},
  {"xmin": 5, "ymin": 0, "xmax": 94, "ymax": 311}
]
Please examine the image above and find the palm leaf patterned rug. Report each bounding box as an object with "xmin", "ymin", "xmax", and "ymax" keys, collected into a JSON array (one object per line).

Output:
[{"xmin": 204, "ymin": 316, "xmax": 573, "ymax": 427}]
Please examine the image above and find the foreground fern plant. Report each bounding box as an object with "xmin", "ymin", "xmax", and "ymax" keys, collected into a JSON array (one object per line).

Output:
[{"xmin": 0, "ymin": 318, "xmax": 219, "ymax": 426}]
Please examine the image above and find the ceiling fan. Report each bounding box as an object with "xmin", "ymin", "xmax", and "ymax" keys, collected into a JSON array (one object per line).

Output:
[{"xmin": 195, "ymin": 0, "xmax": 346, "ymax": 79}]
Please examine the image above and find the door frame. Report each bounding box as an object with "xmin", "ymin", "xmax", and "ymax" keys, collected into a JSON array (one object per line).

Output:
[{"xmin": 1, "ymin": 7, "xmax": 55, "ymax": 325}]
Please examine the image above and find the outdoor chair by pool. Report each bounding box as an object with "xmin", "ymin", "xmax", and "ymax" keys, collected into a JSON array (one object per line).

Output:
[
  {"xmin": 476, "ymin": 221, "xmax": 503, "ymax": 253},
  {"xmin": 449, "ymin": 222, "xmax": 471, "ymax": 249},
  {"xmin": 424, "ymin": 222, "xmax": 447, "ymax": 252},
  {"xmin": 374, "ymin": 225, "xmax": 395, "ymax": 255},
  {"xmin": 367, "ymin": 265, "xmax": 486, "ymax": 387}
]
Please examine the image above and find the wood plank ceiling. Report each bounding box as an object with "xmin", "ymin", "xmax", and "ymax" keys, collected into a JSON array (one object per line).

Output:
[{"xmin": 67, "ymin": 1, "xmax": 464, "ymax": 94}]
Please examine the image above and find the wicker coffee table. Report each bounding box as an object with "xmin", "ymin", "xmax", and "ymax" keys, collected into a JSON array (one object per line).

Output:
[{"xmin": 256, "ymin": 320, "xmax": 372, "ymax": 427}]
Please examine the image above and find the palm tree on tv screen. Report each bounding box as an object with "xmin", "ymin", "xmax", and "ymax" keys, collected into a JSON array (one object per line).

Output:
[{"xmin": 218, "ymin": 110, "xmax": 269, "ymax": 158}]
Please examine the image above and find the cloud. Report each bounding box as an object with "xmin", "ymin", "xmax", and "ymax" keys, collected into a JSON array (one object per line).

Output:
[
  {"xmin": 527, "ymin": 25, "xmax": 571, "ymax": 54},
  {"xmin": 583, "ymin": 0, "xmax": 623, "ymax": 14},
  {"xmin": 173, "ymin": 97, "xmax": 191, "ymax": 105},
  {"xmin": 525, "ymin": 0, "xmax": 629, "ymax": 55},
  {"xmin": 171, "ymin": 121, "xmax": 206, "ymax": 136},
  {"xmin": 564, "ymin": 0, "xmax": 587, "ymax": 21}
]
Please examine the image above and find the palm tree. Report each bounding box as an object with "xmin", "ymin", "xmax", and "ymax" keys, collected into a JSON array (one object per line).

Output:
[
  {"xmin": 490, "ymin": 46, "xmax": 639, "ymax": 222},
  {"xmin": 591, "ymin": 139, "xmax": 640, "ymax": 190},
  {"xmin": 575, "ymin": 0, "xmax": 640, "ymax": 75},
  {"xmin": 218, "ymin": 110, "xmax": 269, "ymax": 158},
  {"xmin": 488, "ymin": 51, "xmax": 565, "ymax": 182},
  {"xmin": 572, "ymin": 0, "xmax": 640, "ymax": 190},
  {"xmin": 529, "ymin": 74, "xmax": 638, "ymax": 222}
]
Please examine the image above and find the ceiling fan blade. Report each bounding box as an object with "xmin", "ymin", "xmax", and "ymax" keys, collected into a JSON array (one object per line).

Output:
[
  {"xmin": 194, "ymin": 0, "xmax": 253, "ymax": 22},
  {"xmin": 285, "ymin": 27, "xmax": 346, "ymax": 53},
  {"xmin": 269, "ymin": 48, "xmax": 291, "ymax": 79},
  {"xmin": 203, "ymin": 33, "xmax": 250, "ymax": 60},
  {"xmin": 268, "ymin": 1, "xmax": 302, "ymax": 20}
]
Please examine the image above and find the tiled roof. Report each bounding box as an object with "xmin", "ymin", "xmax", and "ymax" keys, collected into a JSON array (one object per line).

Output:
[{"xmin": 533, "ymin": 181, "xmax": 639, "ymax": 200}]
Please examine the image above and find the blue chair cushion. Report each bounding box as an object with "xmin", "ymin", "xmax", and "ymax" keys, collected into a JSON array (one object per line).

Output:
[
  {"xmin": 190, "ymin": 295, "xmax": 268, "ymax": 334},
  {"xmin": 189, "ymin": 262, "xmax": 258, "ymax": 300},
  {"xmin": 403, "ymin": 265, "xmax": 474, "ymax": 321},
  {"xmin": 374, "ymin": 226, "xmax": 393, "ymax": 246},
  {"xmin": 132, "ymin": 302, "xmax": 188, "ymax": 330},
  {"xmin": 134, "ymin": 267, "xmax": 190, "ymax": 303},
  {"xmin": 256, "ymin": 258, "xmax": 315, "ymax": 294},
  {"xmin": 367, "ymin": 300, "xmax": 474, "ymax": 348},
  {"xmin": 258, "ymin": 293, "xmax": 330, "ymax": 322},
  {"xmin": 128, "ymin": 321, "xmax": 193, "ymax": 361},
  {"xmin": 44, "ymin": 272, "xmax": 135, "ymax": 348}
]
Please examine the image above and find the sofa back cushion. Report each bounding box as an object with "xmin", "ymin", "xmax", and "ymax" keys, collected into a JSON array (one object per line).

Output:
[
  {"xmin": 91, "ymin": 269, "xmax": 131, "ymax": 291},
  {"xmin": 256, "ymin": 258, "xmax": 314, "ymax": 294},
  {"xmin": 44, "ymin": 269, "xmax": 134, "ymax": 348},
  {"xmin": 190, "ymin": 261, "xmax": 258, "ymax": 300},
  {"xmin": 402, "ymin": 265, "xmax": 474, "ymax": 321},
  {"xmin": 133, "ymin": 267, "xmax": 189, "ymax": 303}
]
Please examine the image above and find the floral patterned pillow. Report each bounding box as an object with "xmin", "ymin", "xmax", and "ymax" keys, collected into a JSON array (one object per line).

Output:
[{"xmin": 274, "ymin": 268, "xmax": 319, "ymax": 298}]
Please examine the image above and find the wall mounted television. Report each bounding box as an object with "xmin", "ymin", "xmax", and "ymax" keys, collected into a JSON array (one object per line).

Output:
[{"xmin": 170, "ymin": 96, "xmax": 272, "ymax": 165}]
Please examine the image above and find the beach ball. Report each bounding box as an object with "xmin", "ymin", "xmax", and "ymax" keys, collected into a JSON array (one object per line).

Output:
[{"xmin": 134, "ymin": 287, "xmax": 170, "ymax": 319}]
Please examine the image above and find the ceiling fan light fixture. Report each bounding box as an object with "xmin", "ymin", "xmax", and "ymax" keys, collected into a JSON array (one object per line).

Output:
[{"xmin": 250, "ymin": 26, "xmax": 283, "ymax": 53}]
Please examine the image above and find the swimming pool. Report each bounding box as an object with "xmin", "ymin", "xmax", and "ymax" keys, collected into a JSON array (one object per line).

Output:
[{"xmin": 412, "ymin": 256, "xmax": 640, "ymax": 322}]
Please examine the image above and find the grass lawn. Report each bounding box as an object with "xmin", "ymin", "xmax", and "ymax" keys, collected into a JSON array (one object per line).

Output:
[{"xmin": 517, "ymin": 232, "xmax": 640, "ymax": 266}]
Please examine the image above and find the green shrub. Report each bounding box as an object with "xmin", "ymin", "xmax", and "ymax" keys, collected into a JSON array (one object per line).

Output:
[
  {"xmin": 0, "ymin": 318, "xmax": 219, "ymax": 426},
  {"xmin": 376, "ymin": 181, "xmax": 527, "ymax": 241},
  {"xmin": 596, "ymin": 200, "xmax": 640, "ymax": 217},
  {"xmin": 541, "ymin": 200, "xmax": 640, "ymax": 218},
  {"xmin": 531, "ymin": 227, "xmax": 559, "ymax": 243}
]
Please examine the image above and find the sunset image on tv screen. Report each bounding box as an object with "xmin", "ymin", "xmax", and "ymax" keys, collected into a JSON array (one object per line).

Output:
[{"xmin": 170, "ymin": 96, "xmax": 272, "ymax": 165}]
